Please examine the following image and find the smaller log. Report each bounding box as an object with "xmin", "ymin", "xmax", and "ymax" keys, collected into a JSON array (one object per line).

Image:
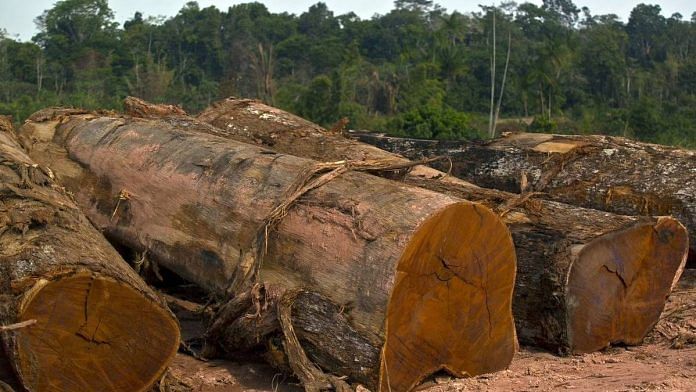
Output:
[
  {"xmin": 194, "ymin": 98, "xmax": 690, "ymax": 354},
  {"xmin": 0, "ymin": 115, "xmax": 180, "ymax": 391},
  {"xmin": 350, "ymin": 131, "xmax": 696, "ymax": 263}
]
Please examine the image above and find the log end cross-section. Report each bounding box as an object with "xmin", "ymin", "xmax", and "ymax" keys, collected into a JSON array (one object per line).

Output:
[
  {"xmin": 566, "ymin": 217, "xmax": 689, "ymax": 354},
  {"xmin": 381, "ymin": 203, "xmax": 516, "ymax": 391},
  {"xmin": 1, "ymin": 114, "xmax": 179, "ymax": 392},
  {"xmin": 15, "ymin": 273, "xmax": 180, "ymax": 392}
]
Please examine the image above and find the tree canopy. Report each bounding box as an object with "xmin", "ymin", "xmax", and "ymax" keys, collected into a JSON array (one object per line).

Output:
[{"xmin": 0, "ymin": 0, "xmax": 695, "ymax": 147}]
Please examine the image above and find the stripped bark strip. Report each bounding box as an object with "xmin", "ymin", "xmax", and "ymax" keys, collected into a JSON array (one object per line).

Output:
[
  {"xmin": 233, "ymin": 156, "xmax": 451, "ymax": 294},
  {"xmin": 497, "ymin": 192, "xmax": 545, "ymax": 217},
  {"xmin": 277, "ymin": 290, "xmax": 353, "ymax": 392},
  {"xmin": 0, "ymin": 320, "xmax": 37, "ymax": 332}
]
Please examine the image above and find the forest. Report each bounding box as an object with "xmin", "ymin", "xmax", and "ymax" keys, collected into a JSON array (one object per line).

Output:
[{"xmin": 1, "ymin": 0, "xmax": 696, "ymax": 147}]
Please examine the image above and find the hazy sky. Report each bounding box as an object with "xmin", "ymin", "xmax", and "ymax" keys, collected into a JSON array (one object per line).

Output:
[{"xmin": 1, "ymin": 0, "xmax": 693, "ymax": 41}]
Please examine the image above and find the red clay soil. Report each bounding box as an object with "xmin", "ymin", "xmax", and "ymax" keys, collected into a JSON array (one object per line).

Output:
[
  {"xmin": 427, "ymin": 270, "xmax": 695, "ymax": 391},
  {"xmin": 165, "ymin": 355, "xmax": 301, "ymax": 392},
  {"xmin": 160, "ymin": 270, "xmax": 695, "ymax": 392},
  {"xmin": 156, "ymin": 293, "xmax": 301, "ymax": 392}
]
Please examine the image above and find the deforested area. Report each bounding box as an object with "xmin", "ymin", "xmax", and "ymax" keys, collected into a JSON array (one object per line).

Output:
[
  {"xmin": 3, "ymin": 99, "xmax": 688, "ymax": 391},
  {"xmin": 2, "ymin": 0, "xmax": 696, "ymax": 391}
]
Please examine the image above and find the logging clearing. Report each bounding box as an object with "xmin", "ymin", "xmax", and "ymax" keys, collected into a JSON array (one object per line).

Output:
[
  {"xmin": 18, "ymin": 111, "xmax": 518, "ymax": 391},
  {"xmin": 0, "ymin": 116, "xmax": 180, "ymax": 391},
  {"xmin": 190, "ymin": 98, "xmax": 690, "ymax": 354},
  {"xmin": 4, "ymin": 97, "xmax": 691, "ymax": 391}
]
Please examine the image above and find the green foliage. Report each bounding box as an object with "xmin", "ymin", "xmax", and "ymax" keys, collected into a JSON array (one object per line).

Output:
[
  {"xmin": 576, "ymin": 105, "xmax": 628, "ymax": 136},
  {"xmin": 0, "ymin": 0, "xmax": 694, "ymax": 148},
  {"xmin": 296, "ymin": 74, "xmax": 338, "ymax": 126},
  {"xmin": 386, "ymin": 104, "xmax": 481, "ymax": 140},
  {"xmin": 529, "ymin": 116, "xmax": 558, "ymax": 133},
  {"xmin": 627, "ymin": 4, "xmax": 666, "ymax": 65},
  {"xmin": 578, "ymin": 19, "xmax": 627, "ymax": 105},
  {"xmin": 627, "ymin": 96, "xmax": 665, "ymax": 140}
]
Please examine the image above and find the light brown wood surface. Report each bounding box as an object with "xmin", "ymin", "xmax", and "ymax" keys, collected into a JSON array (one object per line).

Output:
[{"xmin": 0, "ymin": 116, "xmax": 179, "ymax": 392}]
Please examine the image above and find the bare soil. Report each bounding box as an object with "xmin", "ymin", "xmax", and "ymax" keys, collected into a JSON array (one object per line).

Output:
[{"xmin": 162, "ymin": 270, "xmax": 696, "ymax": 392}]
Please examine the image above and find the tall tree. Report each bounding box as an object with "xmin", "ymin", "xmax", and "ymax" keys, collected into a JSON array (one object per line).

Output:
[{"xmin": 627, "ymin": 4, "xmax": 667, "ymax": 66}]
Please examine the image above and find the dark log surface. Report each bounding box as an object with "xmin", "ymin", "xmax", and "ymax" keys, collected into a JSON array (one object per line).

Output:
[
  {"xmin": 0, "ymin": 116, "xmax": 179, "ymax": 392},
  {"xmin": 195, "ymin": 98, "xmax": 690, "ymax": 354},
  {"xmin": 351, "ymin": 131, "xmax": 696, "ymax": 259}
]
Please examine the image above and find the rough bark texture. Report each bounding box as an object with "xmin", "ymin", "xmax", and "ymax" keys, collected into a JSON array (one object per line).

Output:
[
  {"xmin": 124, "ymin": 96, "xmax": 186, "ymax": 118},
  {"xmin": 0, "ymin": 116, "xmax": 179, "ymax": 391},
  {"xmin": 199, "ymin": 280, "xmax": 381, "ymax": 388},
  {"xmin": 196, "ymin": 98, "xmax": 403, "ymax": 164},
  {"xmin": 194, "ymin": 98, "xmax": 690, "ymax": 354},
  {"xmin": 18, "ymin": 113, "xmax": 517, "ymax": 392},
  {"xmin": 350, "ymin": 131, "xmax": 696, "ymax": 261}
]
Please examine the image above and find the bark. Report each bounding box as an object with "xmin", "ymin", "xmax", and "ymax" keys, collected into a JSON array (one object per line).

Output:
[
  {"xmin": 210, "ymin": 283, "xmax": 363, "ymax": 391},
  {"xmin": 194, "ymin": 98, "xmax": 690, "ymax": 354},
  {"xmin": 0, "ymin": 116, "xmax": 179, "ymax": 392},
  {"xmin": 351, "ymin": 131, "xmax": 696, "ymax": 263},
  {"xmin": 124, "ymin": 96, "xmax": 186, "ymax": 119},
  {"xmin": 18, "ymin": 113, "xmax": 517, "ymax": 392}
]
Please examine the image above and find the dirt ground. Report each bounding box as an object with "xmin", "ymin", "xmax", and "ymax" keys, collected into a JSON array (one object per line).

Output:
[{"xmin": 164, "ymin": 269, "xmax": 696, "ymax": 392}]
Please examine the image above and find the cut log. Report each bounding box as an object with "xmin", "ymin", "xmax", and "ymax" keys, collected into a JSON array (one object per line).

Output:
[
  {"xmin": 350, "ymin": 131, "xmax": 696, "ymax": 264},
  {"xmin": 18, "ymin": 113, "xmax": 518, "ymax": 391},
  {"xmin": 194, "ymin": 98, "xmax": 690, "ymax": 354},
  {"xmin": 0, "ymin": 116, "xmax": 179, "ymax": 391}
]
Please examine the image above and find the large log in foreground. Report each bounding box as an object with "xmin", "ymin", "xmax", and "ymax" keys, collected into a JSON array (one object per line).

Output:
[
  {"xmin": 0, "ymin": 116, "xmax": 179, "ymax": 391},
  {"xmin": 18, "ymin": 114, "xmax": 518, "ymax": 391},
  {"xmin": 194, "ymin": 98, "xmax": 690, "ymax": 354},
  {"xmin": 351, "ymin": 131, "xmax": 696, "ymax": 262}
]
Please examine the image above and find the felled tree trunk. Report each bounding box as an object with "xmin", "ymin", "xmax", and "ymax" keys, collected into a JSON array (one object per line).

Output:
[
  {"xmin": 18, "ymin": 113, "xmax": 517, "ymax": 392},
  {"xmin": 194, "ymin": 98, "xmax": 690, "ymax": 354},
  {"xmin": 351, "ymin": 131, "xmax": 696, "ymax": 263},
  {"xmin": 0, "ymin": 116, "xmax": 179, "ymax": 392}
]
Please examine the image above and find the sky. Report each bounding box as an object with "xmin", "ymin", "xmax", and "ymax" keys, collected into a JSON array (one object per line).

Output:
[{"xmin": 0, "ymin": 0, "xmax": 693, "ymax": 41}]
